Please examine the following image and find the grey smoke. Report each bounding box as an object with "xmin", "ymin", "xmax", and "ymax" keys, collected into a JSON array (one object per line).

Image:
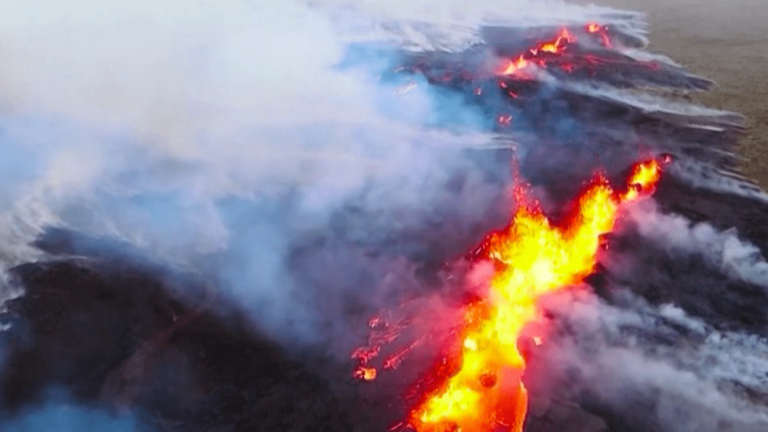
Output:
[
  {"xmin": 534, "ymin": 290, "xmax": 768, "ymax": 432},
  {"xmin": 0, "ymin": 0, "xmax": 516, "ymax": 345},
  {"xmin": 626, "ymin": 200, "xmax": 768, "ymax": 287}
]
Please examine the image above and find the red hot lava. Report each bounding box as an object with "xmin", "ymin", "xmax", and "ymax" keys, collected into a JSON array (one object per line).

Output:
[
  {"xmin": 499, "ymin": 23, "xmax": 621, "ymax": 77},
  {"xmin": 353, "ymin": 159, "xmax": 664, "ymax": 432}
]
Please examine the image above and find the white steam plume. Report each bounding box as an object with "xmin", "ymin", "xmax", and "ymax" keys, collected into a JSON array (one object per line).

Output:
[
  {"xmin": 0, "ymin": 0, "xmax": 597, "ymax": 342},
  {"xmin": 625, "ymin": 200, "xmax": 768, "ymax": 287},
  {"xmin": 536, "ymin": 290, "xmax": 768, "ymax": 432}
]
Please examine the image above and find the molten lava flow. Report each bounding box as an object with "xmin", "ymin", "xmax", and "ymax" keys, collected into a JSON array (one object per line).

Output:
[
  {"xmin": 355, "ymin": 367, "xmax": 377, "ymax": 381},
  {"xmin": 500, "ymin": 57, "xmax": 530, "ymax": 76},
  {"xmin": 500, "ymin": 28, "xmax": 576, "ymax": 76},
  {"xmin": 624, "ymin": 158, "xmax": 662, "ymax": 198},
  {"xmin": 351, "ymin": 159, "xmax": 663, "ymax": 431},
  {"xmin": 586, "ymin": 23, "xmax": 613, "ymax": 48},
  {"xmin": 402, "ymin": 159, "xmax": 662, "ymax": 432},
  {"xmin": 538, "ymin": 29, "xmax": 575, "ymax": 54},
  {"xmin": 498, "ymin": 24, "xmax": 624, "ymax": 78}
]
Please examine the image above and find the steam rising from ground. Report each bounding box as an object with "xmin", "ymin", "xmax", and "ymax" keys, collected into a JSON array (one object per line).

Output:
[
  {"xmin": 627, "ymin": 201, "xmax": 768, "ymax": 287},
  {"xmin": 1, "ymin": 1, "xmax": 768, "ymax": 431},
  {"xmin": 536, "ymin": 289, "xmax": 768, "ymax": 431}
]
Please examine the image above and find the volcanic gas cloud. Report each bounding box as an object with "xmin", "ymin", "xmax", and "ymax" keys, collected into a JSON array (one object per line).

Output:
[{"xmin": 0, "ymin": 2, "xmax": 767, "ymax": 432}]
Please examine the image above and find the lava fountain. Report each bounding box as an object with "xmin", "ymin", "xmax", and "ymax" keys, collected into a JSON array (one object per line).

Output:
[{"xmin": 355, "ymin": 159, "xmax": 663, "ymax": 432}]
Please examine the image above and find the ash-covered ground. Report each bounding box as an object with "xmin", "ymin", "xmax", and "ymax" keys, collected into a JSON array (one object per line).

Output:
[{"xmin": 0, "ymin": 1, "xmax": 767, "ymax": 431}]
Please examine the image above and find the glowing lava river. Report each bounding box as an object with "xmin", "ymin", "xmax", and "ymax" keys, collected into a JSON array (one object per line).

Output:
[{"xmin": 355, "ymin": 159, "xmax": 663, "ymax": 432}]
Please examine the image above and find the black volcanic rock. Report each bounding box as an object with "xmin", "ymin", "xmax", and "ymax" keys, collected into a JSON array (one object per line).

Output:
[{"xmin": 0, "ymin": 258, "xmax": 351, "ymax": 432}]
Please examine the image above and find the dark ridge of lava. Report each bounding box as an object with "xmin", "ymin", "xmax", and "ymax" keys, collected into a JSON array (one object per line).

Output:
[
  {"xmin": 383, "ymin": 51, "xmax": 746, "ymax": 209},
  {"xmin": 603, "ymin": 228, "xmax": 768, "ymax": 335},
  {"xmin": 655, "ymin": 174, "xmax": 768, "ymax": 257}
]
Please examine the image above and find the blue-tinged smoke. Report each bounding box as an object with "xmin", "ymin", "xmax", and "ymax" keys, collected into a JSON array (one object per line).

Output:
[{"xmin": 4, "ymin": 391, "xmax": 138, "ymax": 432}]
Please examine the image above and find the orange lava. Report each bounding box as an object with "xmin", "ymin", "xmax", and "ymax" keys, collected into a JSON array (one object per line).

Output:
[
  {"xmin": 354, "ymin": 367, "xmax": 377, "ymax": 381},
  {"xmin": 405, "ymin": 159, "xmax": 662, "ymax": 432},
  {"xmin": 586, "ymin": 23, "xmax": 613, "ymax": 48},
  {"xmin": 587, "ymin": 23, "xmax": 601, "ymax": 33},
  {"xmin": 501, "ymin": 57, "xmax": 531, "ymax": 76},
  {"xmin": 623, "ymin": 158, "xmax": 661, "ymax": 200},
  {"xmin": 500, "ymin": 29, "xmax": 576, "ymax": 76},
  {"xmin": 498, "ymin": 24, "xmax": 618, "ymax": 77}
]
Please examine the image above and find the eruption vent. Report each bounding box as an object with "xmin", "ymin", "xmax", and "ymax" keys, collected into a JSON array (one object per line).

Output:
[{"xmin": 355, "ymin": 159, "xmax": 663, "ymax": 432}]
